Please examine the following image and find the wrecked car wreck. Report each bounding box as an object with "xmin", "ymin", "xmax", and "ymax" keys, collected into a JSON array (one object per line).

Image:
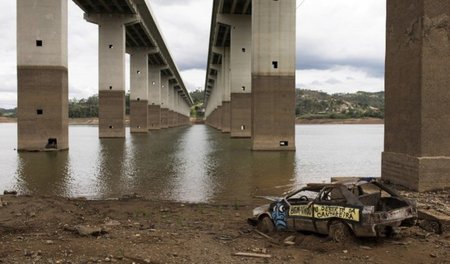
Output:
[{"xmin": 248, "ymin": 178, "xmax": 417, "ymax": 242}]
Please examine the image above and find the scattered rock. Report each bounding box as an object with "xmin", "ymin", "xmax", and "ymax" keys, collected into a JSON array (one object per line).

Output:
[
  {"xmin": 3, "ymin": 190, "xmax": 17, "ymax": 195},
  {"xmin": 0, "ymin": 198, "xmax": 8, "ymax": 207},
  {"xmin": 284, "ymin": 235, "xmax": 296, "ymax": 245},
  {"xmin": 360, "ymin": 246, "xmax": 372, "ymax": 250},
  {"xmin": 64, "ymin": 225, "xmax": 107, "ymax": 237},
  {"xmin": 104, "ymin": 220, "xmax": 121, "ymax": 227}
]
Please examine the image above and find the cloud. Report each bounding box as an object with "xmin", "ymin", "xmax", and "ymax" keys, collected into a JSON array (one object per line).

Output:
[
  {"xmin": 180, "ymin": 69, "xmax": 207, "ymax": 92},
  {"xmin": 296, "ymin": 0, "xmax": 386, "ymax": 77},
  {"xmin": 296, "ymin": 66, "xmax": 384, "ymax": 94}
]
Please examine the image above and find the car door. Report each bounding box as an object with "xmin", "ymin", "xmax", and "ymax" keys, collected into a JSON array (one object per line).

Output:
[
  {"xmin": 313, "ymin": 186, "xmax": 349, "ymax": 234},
  {"xmin": 285, "ymin": 189, "xmax": 319, "ymax": 232}
]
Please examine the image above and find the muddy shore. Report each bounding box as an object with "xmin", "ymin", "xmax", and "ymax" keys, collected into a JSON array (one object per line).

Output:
[{"xmin": 0, "ymin": 189, "xmax": 448, "ymax": 264}]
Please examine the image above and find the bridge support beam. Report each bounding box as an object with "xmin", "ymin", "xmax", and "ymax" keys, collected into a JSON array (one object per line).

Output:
[
  {"xmin": 148, "ymin": 67, "xmax": 162, "ymax": 130},
  {"xmin": 221, "ymin": 47, "xmax": 231, "ymax": 133},
  {"xmin": 129, "ymin": 48, "xmax": 150, "ymax": 133},
  {"xmin": 160, "ymin": 76, "xmax": 169, "ymax": 128},
  {"xmin": 167, "ymin": 84, "xmax": 175, "ymax": 128},
  {"xmin": 86, "ymin": 14, "xmax": 138, "ymax": 138},
  {"xmin": 17, "ymin": 0, "xmax": 69, "ymax": 151},
  {"xmin": 227, "ymin": 15, "xmax": 252, "ymax": 138},
  {"xmin": 382, "ymin": 0, "xmax": 450, "ymax": 191},
  {"xmin": 251, "ymin": 0, "xmax": 296, "ymax": 151}
]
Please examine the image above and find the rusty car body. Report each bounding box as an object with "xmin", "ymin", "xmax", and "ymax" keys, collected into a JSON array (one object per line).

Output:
[{"xmin": 248, "ymin": 178, "xmax": 417, "ymax": 241}]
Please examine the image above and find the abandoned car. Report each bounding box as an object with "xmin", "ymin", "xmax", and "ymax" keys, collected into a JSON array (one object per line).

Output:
[{"xmin": 248, "ymin": 178, "xmax": 417, "ymax": 241}]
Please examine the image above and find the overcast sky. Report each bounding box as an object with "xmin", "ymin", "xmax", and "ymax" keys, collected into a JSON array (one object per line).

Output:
[{"xmin": 0, "ymin": 0, "xmax": 386, "ymax": 108}]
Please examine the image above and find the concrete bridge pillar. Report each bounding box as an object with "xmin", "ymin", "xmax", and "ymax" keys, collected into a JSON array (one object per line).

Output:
[
  {"xmin": 221, "ymin": 47, "xmax": 231, "ymax": 133},
  {"xmin": 17, "ymin": 0, "xmax": 68, "ymax": 151},
  {"xmin": 382, "ymin": 0, "xmax": 450, "ymax": 191},
  {"xmin": 251, "ymin": 0, "xmax": 296, "ymax": 151},
  {"xmin": 148, "ymin": 67, "xmax": 162, "ymax": 130},
  {"xmin": 85, "ymin": 14, "xmax": 138, "ymax": 138},
  {"xmin": 167, "ymin": 83, "xmax": 175, "ymax": 128},
  {"xmin": 224, "ymin": 15, "xmax": 252, "ymax": 138},
  {"xmin": 129, "ymin": 48, "xmax": 151, "ymax": 133},
  {"xmin": 160, "ymin": 76, "xmax": 169, "ymax": 129}
]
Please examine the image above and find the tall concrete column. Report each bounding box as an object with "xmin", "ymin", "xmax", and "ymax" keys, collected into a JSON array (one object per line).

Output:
[
  {"xmin": 129, "ymin": 48, "xmax": 150, "ymax": 133},
  {"xmin": 213, "ymin": 68, "xmax": 223, "ymax": 131},
  {"xmin": 251, "ymin": 0, "xmax": 296, "ymax": 151},
  {"xmin": 220, "ymin": 15, "xmax": 252, "ymax": 138},
  {"xmin": 17, "ymin": 0, "xmax": 68, "ymax": 151},
  {"xmin": 148, "ymin": 67, "xmax": 162, "ymax": 130},
  {"xmin": 168, "ymin": 83, "xmax": 175, "ymax": 127},
  {"xmin": 86, "ymin": 14, "xmax": 138, "ymax": 138},
  {"xmin": 221, "ymin": 47, "xmax": 231, "ymax": 133},
  {"xmin": 382, "ymin": 0, "xmax": 450, "ymax": 191},
  {"xmin": 160, "ymin": 76, "xmax": 169, "ymax": 128}
]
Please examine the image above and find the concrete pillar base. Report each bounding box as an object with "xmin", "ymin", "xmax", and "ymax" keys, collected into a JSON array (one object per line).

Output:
[
  {"xmin": 382, "ymin": 152, "xmax": 450, "ymax": 192},
  {"xmin": 167, "ymin": 110, "xmax": 174, "ymax": 127},
  {"xmin": 130, "ymin": 100, "xmax": 148, "ymax": 133},
  {"xmin": 221, "ymin": 101, "xmax": 231, "ymax": 133},
  {"xmin": 230, "ymin": 93, "xmax": 251, "ymax": 138},
  {"xmin": 160, "ymin": 108, "xmax": 169, "ymax": 128},
  {"xmin": 17, "ymin": 66, "xmax": 68, "ymax": 151},
  {"xmin": 99, "ymin": 90, "xmax": 125, "ymax": 138},
  {"xmin": 252, "ymin": 76, "xmax": 296, "ymax": 151},
  {"xmin": 148, "ymin": 105, "xmax": 161, "ymax": 130},
  {"xmin": 215, "ymin": 106, "xmax": 223, "ymax": 131}
]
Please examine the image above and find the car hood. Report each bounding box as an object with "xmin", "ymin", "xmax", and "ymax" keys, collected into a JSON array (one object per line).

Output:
[{"xmin": 255, "ymin": 196, "xmax": 283, "ymax": 202}]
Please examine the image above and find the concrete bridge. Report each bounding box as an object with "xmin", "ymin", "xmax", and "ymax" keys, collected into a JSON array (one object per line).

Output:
[
  {"xmin": 17, "ymin": 0, "xmax": 193, "ymax": 151},
  {"xmin": 204, "ymin": 0, "xmax": 297, "ymax": 151},
  {"xmin": 15, "ymin": 0, "xmax": 449, "ymax": 192},
  {"xmin": 203, "ymin": 0, "xmax": 450, "ymax": 191}
]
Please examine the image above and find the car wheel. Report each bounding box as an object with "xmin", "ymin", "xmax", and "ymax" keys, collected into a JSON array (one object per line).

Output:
[
  {"xmin": 257, "ymin": 216, "xmax": 275, "ymax": 234},
  {"xmin": 329, "ymin": 221, "xmax": 353, "ymax": 243}
]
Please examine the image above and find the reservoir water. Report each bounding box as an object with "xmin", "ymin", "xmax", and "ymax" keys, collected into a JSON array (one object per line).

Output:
[{"xmin": 0, "ymin": 124, "xmax": 383, "ymax": 203}]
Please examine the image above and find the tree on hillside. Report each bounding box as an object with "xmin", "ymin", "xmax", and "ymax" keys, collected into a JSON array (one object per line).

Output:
[{"xmin": 189, "ymin": 89, "xmax": 204, "ymax": 105}]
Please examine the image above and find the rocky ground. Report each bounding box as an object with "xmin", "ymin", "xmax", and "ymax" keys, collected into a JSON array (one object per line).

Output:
[{"xmin": 0, "ymin": 190, "xmax": 449, "ymax": 264}]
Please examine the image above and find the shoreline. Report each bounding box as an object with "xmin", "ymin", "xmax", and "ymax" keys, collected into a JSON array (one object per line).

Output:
[
  {"xmin": 1, "ymin": 117, "xmax": 384, "ymax": 125},
  {"xmin": 296, "ymin": 117, "xmax": 384, "ymax": 125},
  {"xmin": 0, "ymin": 187, "xmax": 447, "ymax": 263}
]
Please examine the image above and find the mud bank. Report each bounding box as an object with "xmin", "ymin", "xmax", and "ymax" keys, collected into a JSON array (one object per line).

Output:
[{"xmin": 0, "ymin": 193, "xmax": 448, "ymax": 264}]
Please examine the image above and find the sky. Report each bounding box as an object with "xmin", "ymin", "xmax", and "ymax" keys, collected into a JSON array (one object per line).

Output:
[{"xmin": 0, "ymin": 0, "xmax": 386, "ymax": 109}]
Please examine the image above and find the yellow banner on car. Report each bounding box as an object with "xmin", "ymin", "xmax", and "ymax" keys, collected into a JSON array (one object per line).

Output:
[{"xmin": 289, "ymin": 205, "xmax": 360, "ymax": 222}]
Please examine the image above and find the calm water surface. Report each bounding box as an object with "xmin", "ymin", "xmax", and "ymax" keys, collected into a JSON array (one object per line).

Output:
[{"xmin": 0, "ymin": 124, "xmax": 383, "ymax": 203}]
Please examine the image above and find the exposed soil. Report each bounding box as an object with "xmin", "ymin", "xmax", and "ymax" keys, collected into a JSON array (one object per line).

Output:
[
  {"xmin": 296, "ymin": 118, "xmax": 384, "ymax": 125},
  {"xmin": 0, "ymin": 117, "xmax": 16, "ymax": 123},
  {"xmin": 0, "ymin": 193, "xmax": 448, "ymax": 264}
]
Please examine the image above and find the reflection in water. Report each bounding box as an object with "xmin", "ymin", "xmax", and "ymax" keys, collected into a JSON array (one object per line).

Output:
[
  {"xmin": 0, "ymin": 124, "xmax": 384, "ymax": 203},
  {"xmin": 15, "ymin": 151, "xmax": 71, "ymax": 196},
  {"xmin": 94, "ymin": 138, "xmax": 128, "ymax": 197},
  {"xmin": 171, "ymin": 125, "xmax": 215, "ymax": 203}
]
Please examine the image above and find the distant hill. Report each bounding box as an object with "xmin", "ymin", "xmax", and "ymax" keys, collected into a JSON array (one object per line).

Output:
[
  {"xmin": 296, "ymin": 89, "xmax": 384, "ymax": 119},
  {"xmin": 0, "ymin": 108, "xmax": 16, "ymax": 117}
]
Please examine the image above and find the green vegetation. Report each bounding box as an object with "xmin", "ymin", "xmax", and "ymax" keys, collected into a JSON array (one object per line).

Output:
[
  {"xmin": 68, "ymin": 93, "xmax": 130, "ymax": 118},
  {"xmin": 0, "ymin": 89, "xmax": 383, "ymax": 120},
  {"xmin": 69, "ymin": 95, "xmax": 99, "ymax": 118},
  {"xmin": 190, "ymin": 89, "xmax": 204, "ymax": 119},
  {"xmin": 296, "ymin": 89, "xmax": 384, "ymax": 119},
  {"xmin": 0, "ymin": 108, "xmax": 16, "ymax": 117}
]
